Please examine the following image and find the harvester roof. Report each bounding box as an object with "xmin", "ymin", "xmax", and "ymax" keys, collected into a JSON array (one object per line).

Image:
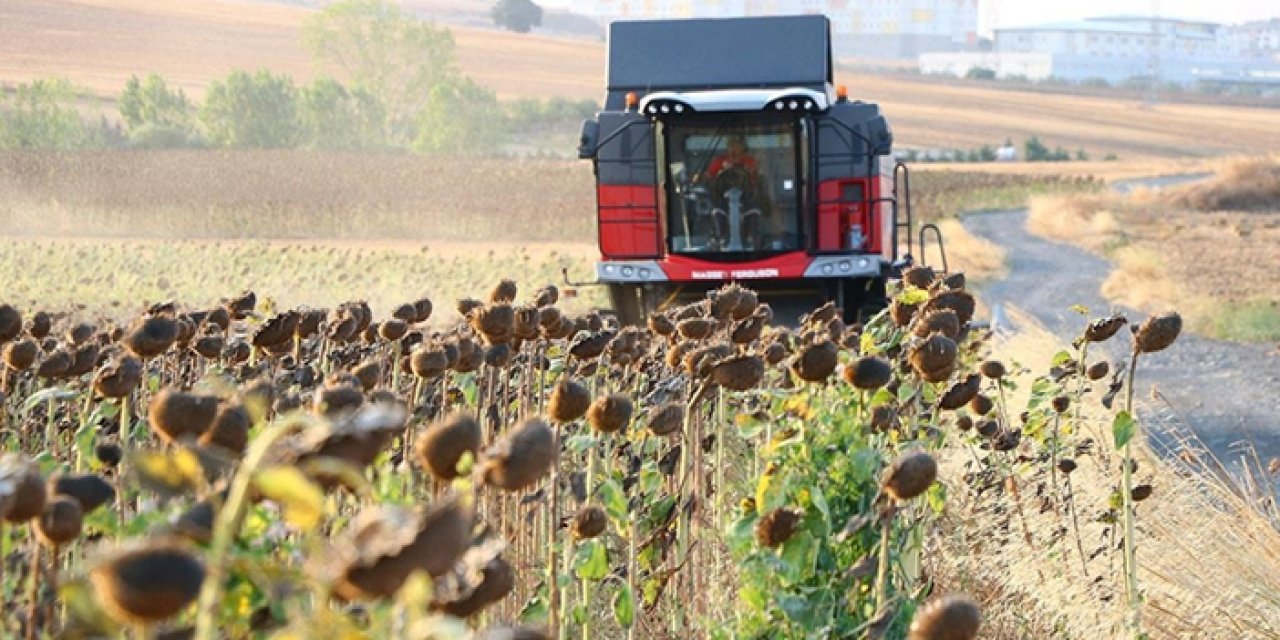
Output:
[{"xmin": 605, "ymin": 15, "xmax": 832, "ymax": 108}]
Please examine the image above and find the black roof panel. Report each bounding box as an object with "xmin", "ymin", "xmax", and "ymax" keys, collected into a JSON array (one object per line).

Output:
[{"xmin": 606, "ymin": 15, "xmax": 832, "ymax": 93}]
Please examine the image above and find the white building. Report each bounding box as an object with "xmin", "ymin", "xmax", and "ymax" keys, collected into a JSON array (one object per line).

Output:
[
  {"xmin": 920, "ymin": 15, "xmax": 1280, "ymax": 87},
  {"xmin": 574, "ymin": 0, "xmax": 979, "ymax": 58}
]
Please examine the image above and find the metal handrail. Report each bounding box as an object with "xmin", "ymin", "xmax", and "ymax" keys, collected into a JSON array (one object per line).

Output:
[{"xmin": 919, "ymin": 223, "xmax": 948, "ymax": 273}]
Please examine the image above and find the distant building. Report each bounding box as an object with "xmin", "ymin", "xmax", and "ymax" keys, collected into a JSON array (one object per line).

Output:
[
  {"xmin": 920, "ymin": 15, "xmax": 1280, "ymax": 87},
  {"xmin": 572, "ymin": 0, "xmax": 979, "ymax": 59},
  {"xmin": 1225, "ymin": 18, "xmax": 1280, "ymax": 60}
]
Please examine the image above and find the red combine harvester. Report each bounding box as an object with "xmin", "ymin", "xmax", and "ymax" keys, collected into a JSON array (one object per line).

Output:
[{"xmin": 576, "ymin": 14, "xmax": 945, "ymax": 324}]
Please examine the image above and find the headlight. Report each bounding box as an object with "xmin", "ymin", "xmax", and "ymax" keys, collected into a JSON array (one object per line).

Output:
[
  {"xmin": 822, "ymin": 263, "xmax": 834, "ymax": 275},
  {"xmin": 858, "ymin": 258, "xmax": 870, "ymax": 269},
  {"xmin": 838, "ymin": 260, "xmax": 852, "ymax": 272},
  {"xmin": 789, "ymin": 100, "xmax": 799, "ymax": 110},
  {"xmin": 621, "ymin": 266, "xmax": 635, "ymax": 277}
]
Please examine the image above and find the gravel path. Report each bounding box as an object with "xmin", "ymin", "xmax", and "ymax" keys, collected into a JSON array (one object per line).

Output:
[{"xmin": 962, "ymin": 176, "xmax": 1280, "ymax": 462}]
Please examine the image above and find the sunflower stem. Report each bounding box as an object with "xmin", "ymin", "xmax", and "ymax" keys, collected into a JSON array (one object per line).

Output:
[
  {"xmin": 1120, "ymin": 350, "xmax": 1143, "ymax": 638},
  {"xmin": 192, "ymin": 414, "xmax": 307, "ymax": 640},
  {"xmin": 871, "ymin": 509, "xmax": 893, "ymax": 615}
]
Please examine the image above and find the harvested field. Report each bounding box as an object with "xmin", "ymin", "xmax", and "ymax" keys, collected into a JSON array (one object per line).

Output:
[
  {"xmin": 1027, "ymin": 158, "xmax": 1280, "ymax": 342},
  {"xmin": 6, "ymin": 0, "xmax": 1280, "ymax": 158}
]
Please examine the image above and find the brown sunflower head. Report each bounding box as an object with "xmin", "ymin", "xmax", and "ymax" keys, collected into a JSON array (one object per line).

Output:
[
  {"xmin": 0, "ymin": 304, "xmax": 21, "ymax": 342},
  {"xmin": 712, "ymin": 354, "xmax": 766, "ymax": 391},
  {"xmin": 482, "ymin": 418, "xmax": 557, "ymax": 492},
  {"xmin": 490, "ymin": 279, "xmax": 518, "ymax": 304},
  {"xmin": 471, "ymin": 304, "xmax": 516, "ymax": 345},
  {"xmin": 409, "ymin": 345, "xmax": 449, "ymax": 380},
  {"xmin": 1083, "ymin": 315, "xmax": 1127, "ymax": 343},
  {"xmin": 3, "ymin": 338, "xmax": 39, "ymax": 371},
  {"xmin": 587, "ymin": 394, "xmax": 634, "ymax": 434},
  {"xmin": 844, "ymin": 356, "xmax": 893, "ymax": 391},
  {"xmin": 198, "ymin": 402, "xmax": 252, "ymax": 455},
  {"xmin": 49, "ymin": 472, "xmax": 115, "ymax": 514},
  {"xmin": 647, "ymin": 313, "xmax": 675, "ymax": 337},
  {"xmin": 533, "ymin": 285, "xmax": 559, "ymax": 308},
  {"xmin": 148, "ymin": 389, "xmax": 221, "ymax": 444},
  {"xmin": 1, "ymin": 454, "xmax": 46, "ymax": 523},
  {"xmin": 35, "ymin": 495, "xmax": 83, "ymax": 547},
  {"xmin": 907, "ymin": 594, "xmax": 981, "ymax": 640},
  {"xmin": 568, "ymin": 331, "xmax": 612, "ymax": 361},
  {"xmin": 89, "ymin": 537, "xmax": 206, "ymax": 625},
  {"xmin": 379, "ymin": 318, "xmax": 408, "ymax": 342},
  {"xmin": 902, "ymin": 266, "xmax": 936, "ymax": 289},
  {"xmin": 548, "ymin": 378, "xmax": 591, "ymax": 423},
  {"xmin": 90, "ymin": 355, "xmax": 143, "ymax": 399},
  {"xmin": 1086, "ymin": 360, "xmax": 1110, "ymax": 381},
  {"xmin": 1133, "ymin": 312, "xmax": 1182, "ymax": 354},
  {"xmin": 413, "ymin": 413, "xmax": 483, "ymax": 481},
  {"xmin": 755, "ymin": 507, "xmax": 803, "ymax": 547},
  {"xmin": 979, "ymin": 360, "xmax": 1006, "ymax": 380},
  {"xmin": 572, "ymin": 505, "xmax": 608, "ymax": 539},
  {"xmin": 923, "ymin": 289, "xmax": 976, "ymax": 325},
  {"xmin": 890, "ymin": 299, "xmax": 919, "ymax": 327},
  {"xmin": 881, "ymin": 450, "xmax": 938, "ymax": 501},
  {"xmin": 791, "ymin": 339, "xmax": 838, "ymax": 383},
  {"xmin": 676, "ymin": 317, "xmax": 716, "ymax": 341},
  {"xmin": 939, "ymin": 374, "xmax": 981, "ymax": 410},
  {"xmin": 913, "ymin": 309, "xmax": 961, "ymax": 340},
  {"xmin": 125, "ymin": 315, "xmax": 179, "ymax": 359},
  {"xmin": 908, "ymin": 334, "xmax": 958, "ymax": 383},
  {"xmin": 351, "ymin": 360, "xmax": 382, "ymax": 392},
  {"xmin": 646, "ymin": 402, "xmax": 684, "ymax": 437},
  {"xmin": 437, "ymin": 554, "xmax": 516, "ymax": 618}
]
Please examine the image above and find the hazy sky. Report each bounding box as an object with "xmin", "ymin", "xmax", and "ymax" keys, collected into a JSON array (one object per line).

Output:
[
  {"xmin": 540, "ymin": 0, "xmax": 1279, "ymax": 32},
  {"xmin": 987, "ymin": 0, "xmax": 1278, "ymax": 31}
]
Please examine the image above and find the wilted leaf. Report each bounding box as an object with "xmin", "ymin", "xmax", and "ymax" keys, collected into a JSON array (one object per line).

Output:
[
  {"xmin": 131, "ymin": 448, "xmax": 204, "ymax": 498},
  {"xmin": 255, "ymin": 465, "xmax": 325, "ymax": 529}
]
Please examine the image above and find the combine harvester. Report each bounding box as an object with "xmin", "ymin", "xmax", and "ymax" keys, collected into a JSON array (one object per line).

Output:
[{"xmin": 575, "ymin": 14, "xmax": 945, "ymax": 324}]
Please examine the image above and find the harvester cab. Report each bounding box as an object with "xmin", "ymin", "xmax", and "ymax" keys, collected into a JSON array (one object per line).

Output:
[{"xmin": 577, "ymin": 14, "xmax": 944, "ymax": 325}]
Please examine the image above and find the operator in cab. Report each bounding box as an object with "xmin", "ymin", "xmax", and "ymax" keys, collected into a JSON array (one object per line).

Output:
[{"xmin": 706, "ymin": 134, "xmax": 758, "ymax": 182}]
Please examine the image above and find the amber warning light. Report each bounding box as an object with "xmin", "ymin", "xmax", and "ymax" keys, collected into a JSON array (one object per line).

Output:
[
  {"xmin": 836, "ymin": 85, "xmax": 848, "ymax": 102},
  {"xmin": 625, "ymin": 92, "xmax": 638, "ymax": 110}
]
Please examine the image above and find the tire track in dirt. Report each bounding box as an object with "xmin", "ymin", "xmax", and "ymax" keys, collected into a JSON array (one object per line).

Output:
[{"xmin": 962, "ymin": 176, "xmax": 1280, "ymax": 463}]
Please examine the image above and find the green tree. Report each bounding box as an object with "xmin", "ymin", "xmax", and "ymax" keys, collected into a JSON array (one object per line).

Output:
[
  {"xmin": 491, "ymin": 0, "xmax": 543, "ymax": 34},
  {"xmin": 413, "ymin": 76, "xmax": 506, "ymax": 154},
  {"xmin": 302, "ymin": 0, "xmax": 456, "ymax": 145},
  {"xmin": 119, "ymin": 73, "xmax": 191, "ymax": 130},
  {"xmin": 199, "ymin": 70, "xmax": 302, "ymax": 148},
  {"xmin": 299, "ymin": 77, "xmax": 386, "ymax": 149},
  {"xmin": 1024, "ymin": 136, "xmax": 1050, "ymax": 162},
  {"xmin": 0, "ymin": 78, "xmax": 99, "ymax": 149},
  {"xmin": 964, "ymin": 67, "xmax": 996, "ymax": 81}
]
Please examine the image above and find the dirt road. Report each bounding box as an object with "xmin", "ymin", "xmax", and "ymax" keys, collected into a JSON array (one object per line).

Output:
[{"xmin": 963, "ymin": 176, "xmax": 1280, "ymax": 463}]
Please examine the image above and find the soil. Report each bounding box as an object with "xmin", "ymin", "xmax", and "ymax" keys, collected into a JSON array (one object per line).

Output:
[{"xmin": 964, "ymin": 176, "xmax": 1280, "ymax": 462}]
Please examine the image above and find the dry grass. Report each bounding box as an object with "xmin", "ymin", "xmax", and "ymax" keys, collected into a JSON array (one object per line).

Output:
[
  {"xmin": 929, "ymin": 308, "xmax": 1280, "ymax": 639},
  {"xmin": 7, "ymin": 0, "xmax": 1280, "ymax": 158},
  {"xmin": 0, "ymin": 236, "xmax": 604, "ymax": 322},
  {"xmin": 1025, "ymin": 156, "xmax": 1280, "ymax": 342},
  {"xmin": 931, "ymin": 219, "xmax": 1006, "ymax": 284},
  {"xmin": 0, "ymin": 150, "xmax": 597, "ymax": 242}
]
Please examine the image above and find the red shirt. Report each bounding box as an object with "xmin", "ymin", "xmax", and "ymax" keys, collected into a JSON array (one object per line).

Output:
[{"xmin": 708, "ymin": 153, "xmax": 758, "ymax": 179}]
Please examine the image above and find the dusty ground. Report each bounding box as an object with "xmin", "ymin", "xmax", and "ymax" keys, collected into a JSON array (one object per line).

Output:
[
  {"xmin": 1026, "ymin": 162, "xmax": 1280, "ymax": 345},
  {"xmin": 7, "ymin": 0, "xmax": 1280, "ymax": 158},
  {"xmin": 964, "ymin": 176, "xmax": 1280, "ymax": 461}
]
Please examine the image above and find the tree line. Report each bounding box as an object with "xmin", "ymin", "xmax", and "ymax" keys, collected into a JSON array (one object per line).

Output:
[{"xmin": 0, "ymin": 0, "xmax": 594, "ymax": 154}]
